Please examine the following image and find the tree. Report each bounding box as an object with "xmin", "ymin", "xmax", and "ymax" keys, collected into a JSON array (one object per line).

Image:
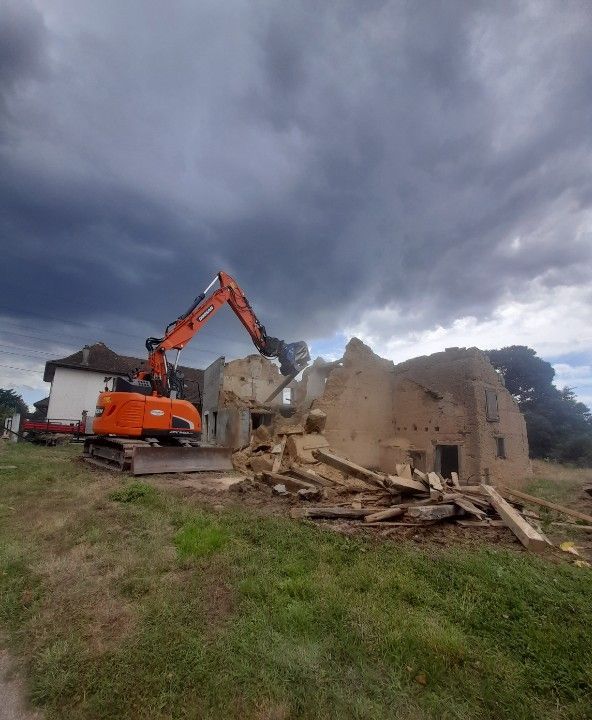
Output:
[
  {"xmin": 486, "ymin": 346, "xmax": 556, "ymax": 405},
  {"xmin": 486, "ymin": 346, "xmax": 592, "ymax": 465},
  {"xmin": 0, "ymin": 388, "xmax": 29, "ymax": 424}
]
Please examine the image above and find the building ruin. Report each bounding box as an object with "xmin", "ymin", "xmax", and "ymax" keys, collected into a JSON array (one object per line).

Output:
[{"xmin": 205, "ymin": 338, "xmax": 531, "ymax": 486}]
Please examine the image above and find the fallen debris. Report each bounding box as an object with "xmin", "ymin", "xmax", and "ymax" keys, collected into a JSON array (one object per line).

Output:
[
  {"xmin": 272, "ymin": 483, "xmax": 289, "ymax": 496},
  {"xmin": 482, "ymin": 485, "xmax": 549, "ymax": 553},
  {"xmin": 406, "ymin": 504, "xmax": 457, "ymax": 521},
  {"xmin": 364, "ymin": 507, "xmax": 405, "ymax": 523},
  {"xmin": 501, "ymin": 486, "xmax": 592, "ymax": 524},
  {"xmin": 230, "ymin": 405, "xmax": 561, "ymax": 554},
  {"xmin": 260, "ymin": 471, "xmax": 314, "ymax": 492},
  {"xmin": 312, "ymin": 449, "xmax": 388, "ymax": 490},
  {"xmin": 291, "ymin": 506, "xmax": 384, "ymax": 520},
  {"xmin": 305, "ymin": 409, "xmax": 327, "ymax": 433},
  {"xmin": 551, "ymin": 522, "xmax": 592, "ymax": 533}
]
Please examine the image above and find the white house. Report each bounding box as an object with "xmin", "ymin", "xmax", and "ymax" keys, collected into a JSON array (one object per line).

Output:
[{"xmin": 43, "ymin": 342, "xmax": 203, "ymax": 425}]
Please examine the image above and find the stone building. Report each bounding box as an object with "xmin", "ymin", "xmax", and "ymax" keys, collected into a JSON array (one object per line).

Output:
[
  {"xmin": 199, "ymin": 337, "xmax": 531, "ymax": 486},
  {"xmin": 312, "ymin": 339, "xmax": 530, "ymax": 486}
]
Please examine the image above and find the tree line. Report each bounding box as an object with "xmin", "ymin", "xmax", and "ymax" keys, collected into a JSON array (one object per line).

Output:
[{"xmin": 486, "ymin": 346, "xmax": 592, "ymax": 467}]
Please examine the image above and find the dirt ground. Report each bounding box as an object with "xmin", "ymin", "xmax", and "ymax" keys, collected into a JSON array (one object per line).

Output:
[
  {"xmin": 146, "ymin": 466, "xmax": 592, "ymax": 563},
  {"xmin": 0, "ymin": 649, "xmax": 41, "ymax": 720},
  {"xmin": 150, "ymin": 471, "xmax": 528, "ymax": 552}
]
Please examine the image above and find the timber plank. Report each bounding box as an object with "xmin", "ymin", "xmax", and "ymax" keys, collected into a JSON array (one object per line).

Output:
[
  {"xmin": 271, "ymin": 435, "xmax": 287, "ymax": 473},
  {"xmin": 501, "ymin": 486, "xmax": 592, "ymax": 524},
  {"xmin": 363, "ymin": 507, "xmax": 405, "ymax": 523},
  {"xmin": 312, "ymin": 449, "xmax": 387, "ymax": 489},
  {"xmin": 386, "ymin": 475, "xmax": 429, "ymax": 494},
  {"xmin": 453, "ymin": 496, "xmax": 487, "ymax": 519},
  {"xmin": 290, "ymin": 506, "xmax": 384, "ymax": 520},
  {"xmin": 261, "ymin": 471, "xmax": 314, "ymax": 492},
  {"xmin": 482, "ymin": 484, "xmax": 549, "ymax": 552}
]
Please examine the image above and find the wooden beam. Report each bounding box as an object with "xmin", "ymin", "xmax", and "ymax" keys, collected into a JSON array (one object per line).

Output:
[
  {"xmin": 453, "ymin": 496, "xmax": 487, "ymax": 520},
  {"xmin": 290, "ymin": 506, "xmax": 384, "ymax": 520},
  {"xmin": 427, "ymin": 472, "xmax": 444, "ymax": 491},
  {"xmin": 288, "ymin": 464, "xmax": 332, "ymax": 487},
  {"xmin": 312, "ymin": 449, "xmax": 387, "ymax": 489},
  {"xmin": 261, "ymin": 471, "xmax": 314, "ymax": 492},
  {"xmin": 413, "ymin": 468, "xmax": 428, "ymax": 485},
  {"xmin": 551, "ymin": 522, "xmax": 592, "ymax": 532},
  {"xmin": 386, "ymin": 475, "xmax": 429, "ymax": 494},
  {"xmin": 271, "ymin": 435, "xmax": 287, "ymax": 473},
  {"xmin": 501, "ymin": 486, "xmax": 592, "ymax": 525},
  {"xmin": 406, "ymin": 504, "xmax": 457, "ymax": 521},
  {"xmin": 363, "ymin": 507, "xmax": 405, "ymax": 523},
  {"xmin": 481, "ymin": 485, "xmax": 549, "ymax": 552},
  {"xmin": 460, "ymin": 485, "xmax": 486, "ymax": 494}
]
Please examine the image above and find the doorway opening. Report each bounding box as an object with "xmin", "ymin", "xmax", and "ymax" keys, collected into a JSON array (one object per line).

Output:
[
  {"xmin": 251, "ymin": 411, "xmax": 272, "ymax": 430},
  {"xmin": 435, "ymin": 444, "xmax": 459, "ymax": 478}
]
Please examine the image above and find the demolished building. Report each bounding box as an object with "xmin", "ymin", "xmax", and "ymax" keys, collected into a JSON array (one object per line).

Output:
[
  {"xmin": 312, "ymin": 339, "xmax": 531, "ymax": 486},
  {"xmin": 218, "ymin": 338, "xmax": 531, "ymax": 486},
  {"xmin": 201, "ymin": 354, "xmax": 301, "ymax": 448}
]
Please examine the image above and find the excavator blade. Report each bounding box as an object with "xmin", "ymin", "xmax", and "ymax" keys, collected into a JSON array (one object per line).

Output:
[{"xmin": 131, "ymin": 445, "xmax": 233, "ymax": 475}]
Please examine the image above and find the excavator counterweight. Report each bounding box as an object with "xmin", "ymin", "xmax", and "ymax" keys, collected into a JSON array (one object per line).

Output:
[{"xmin": 83, "ymin": 271, "xmax": 310, "ymax": 474}]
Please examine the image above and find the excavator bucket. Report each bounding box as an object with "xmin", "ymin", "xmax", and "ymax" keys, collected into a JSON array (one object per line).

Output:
[{"xmin": 131, "ymin": 445, "xmax": 234, "ymax": 475}]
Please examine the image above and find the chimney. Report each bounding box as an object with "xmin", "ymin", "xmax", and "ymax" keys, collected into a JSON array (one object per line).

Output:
[{"xmin": 82, "ymin": 345, "xmax": 90, "ymax": 366}]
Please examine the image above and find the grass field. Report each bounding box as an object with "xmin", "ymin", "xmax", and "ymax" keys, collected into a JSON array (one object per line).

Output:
[{"xmin": 1, "ymin": 442, "xmax": 591, "ymax": 719}]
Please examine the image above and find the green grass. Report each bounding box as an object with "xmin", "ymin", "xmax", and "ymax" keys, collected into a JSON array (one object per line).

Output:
[
  {"xmin": 109, "ymin": 481, "xmax": 159, "ymax": 504},
  {"xmin": 174, "ymin": 514, "xmax": 229, "ymax": 559},
  {"xmin": 528, "ymin": 460, "xmax": 592, "ymax": 504},
  {"xmin": 1, "ymin": 442, "xmax": 592, "ymax": 719}
]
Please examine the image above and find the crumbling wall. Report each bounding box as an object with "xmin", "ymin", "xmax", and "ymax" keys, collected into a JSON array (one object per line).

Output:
[
  {"xmin": 312, "ymin": 342, "xmax": 530, "ymax": 485},
  {"xmin": 312, "ymin": 338, "xmax": 396, "ymax": 469},
  {"xmin": 392, "ymin": 347, "xmax": 530, "ymax": 485},
  {"xmin": 293, "ymin": 357, "xmax": 341, "ymax": 406},
  {"xmin": 221, "ymin": 355, "xmax": 299, "ymax": 409},
  {"xmin": 470, "ymin": 358, "xmax": 531, "ymax": 486},
  {"xmin": 222, "ymin": 355, "xmax": 285, "ymax": 407},
  {"xmin": 386, "ymin": 376, "xmax": 470, "ymax": 477}
]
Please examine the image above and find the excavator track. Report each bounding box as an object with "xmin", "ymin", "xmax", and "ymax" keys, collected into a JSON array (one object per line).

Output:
[{"xmin": 83, "ymin": 437, "xmax": 233, "ymax": 475}]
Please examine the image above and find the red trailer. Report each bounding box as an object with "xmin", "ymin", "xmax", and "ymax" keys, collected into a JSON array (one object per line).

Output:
[{"xmin": 21, "ymin": 418, "xmax": 86, "ymax": 444}]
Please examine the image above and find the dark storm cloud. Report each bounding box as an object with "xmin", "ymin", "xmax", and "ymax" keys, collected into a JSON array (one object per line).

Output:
[
  {"xmin": 1, "ymin": 0, "xmax": 592, "ymax": 360},
  {"xmin": 0, "ymin": 0, "xmax": 47, "ymax": 101}
]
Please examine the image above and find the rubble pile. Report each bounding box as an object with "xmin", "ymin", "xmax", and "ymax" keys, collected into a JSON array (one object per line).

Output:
[{"xmin": 231, "ymin": 409, "xmax": 592, "ymax": 554}]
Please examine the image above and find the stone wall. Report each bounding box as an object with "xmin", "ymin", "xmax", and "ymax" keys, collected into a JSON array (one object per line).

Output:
[
  {"xmin": 312, "ymin": 339, "xmax": 396, "ymax": 470},
  {"xmin": 221, "ymin": 355, "xmax": 297, "ymax": 408},
  {"xmin": 312, "ymin": 341, "xmax": 531, "ymax": 485}
]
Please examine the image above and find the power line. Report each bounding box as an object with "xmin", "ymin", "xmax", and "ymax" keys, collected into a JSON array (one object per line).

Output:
[
  {"xmin": 0, "ymin": 344, "xmax": 56, "ymax": 358},
  {"xmin": 0, "ymin": 363, "xmax": 41, "ymax": 373},
  {"xmin": 0, "ymin": 302, "xmax": 258, "ymax": 351}
]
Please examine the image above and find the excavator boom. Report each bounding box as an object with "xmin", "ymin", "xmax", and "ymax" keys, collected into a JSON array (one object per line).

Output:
[
  {"xmin": 146, "ymin": 271, "xmax": 309, "ymax": 397},
  {"xmin": 84, "ymin": 270, "xmax": 310, "ymax": 474}
]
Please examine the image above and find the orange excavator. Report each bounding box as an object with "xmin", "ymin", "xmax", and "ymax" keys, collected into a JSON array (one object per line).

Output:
[{"xmin": 83, "ymin": 271, "xmax": 310, "ymax": 474}]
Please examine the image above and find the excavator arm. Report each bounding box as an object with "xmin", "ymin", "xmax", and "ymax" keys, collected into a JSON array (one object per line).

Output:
[{"xmin": 143, "ymin": 271, "xmax": 310, "ymax": 397}]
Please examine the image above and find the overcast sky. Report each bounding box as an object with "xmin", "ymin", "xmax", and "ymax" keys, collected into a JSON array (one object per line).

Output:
[{"xmin": 1, "ymin": 0, "xmax": 591, "ymax": 410}]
